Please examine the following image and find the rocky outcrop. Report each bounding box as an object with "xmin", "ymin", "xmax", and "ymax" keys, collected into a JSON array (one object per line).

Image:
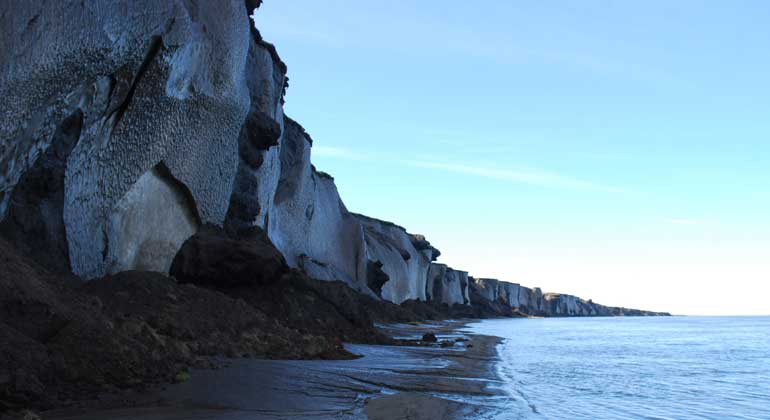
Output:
[
  {"xmin": 0, "ymin": 0, "xmax": 261, "ymax": 279},
  {"xmin": 354, "ymin": 214, "xmax": 439, "ymax": 303},
  {"xmin": 223, "ymin": 27, "xmax": 286, "ymax": 236},
  {"xmin": 269, "ymin": 117, "xmax": 370, "ymax": 294},
  {"xmin": 469, "ymin": 277, "xmax": 666, "ymax": 317},
  {"xmin": 426, "ymin": 264, "xmax": 470, "ymax": 306},
  {"xmin": 542, "ymin": 293, "xmax": 664, "ymax": 316},
  {"xmin": 471, "ymin": 278, "xmax": 544, "ymax": 314},
  {"xmin": 169, "ymin": 225, "xmax": 288, "ymax": 288}
]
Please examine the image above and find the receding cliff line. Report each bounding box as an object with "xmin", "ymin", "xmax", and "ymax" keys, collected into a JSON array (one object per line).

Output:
[
  {"xmin": 0, "ymin": 0, "xmax": 670, "ymax": 412},
  {"xmin": 0, "ymin": 0, "xmax": 664, "ymax": 318}
]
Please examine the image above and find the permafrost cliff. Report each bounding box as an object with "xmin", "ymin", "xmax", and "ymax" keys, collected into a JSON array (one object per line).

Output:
[
  {"xmin": 0, "ymin": 1, "xmax": 671, "ymax": 410},
  {"xmin": 0, "ymin": 0, "xmax": 664, "ymax": 317}
]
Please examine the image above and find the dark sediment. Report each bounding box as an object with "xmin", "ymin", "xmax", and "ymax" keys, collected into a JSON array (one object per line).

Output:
[
  {"xmin": 0, "ymin": 233, "xmax": 356, "ymax": 413},
  {"xmin": 0, "ymin": 222, "xmax": 664, "ymax": 415},
  {"xmin": 41, "ymin": 322, "xmax": 504, "ymax": 420},
  {"xmin": 0, "ymin": 229, "xmax": 500, "ymax": 415}
]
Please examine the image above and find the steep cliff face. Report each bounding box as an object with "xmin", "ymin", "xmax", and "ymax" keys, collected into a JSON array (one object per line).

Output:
[
  {"xmin": 426, "ymin": 264, "xmax": 470, "ymax": 306},
  {"xmin": 269, "ymin": 117, "xmax": 370, "ymax": 294},
  {"xmin": 542, "ymin": 293, "xmax": 661, "ymax": 316},
  {"xmin": 472, "ymin": 278, "xmax": 544, "ymax": 314},
  {"xmin": 354, "ymin": 214, "xmax": 439, "ymax": 303},
  {"xmin": 0, "ymin": 0, "xmax": 276, "ymax": 279},
  {"xmin": 0, "ymin": 0, "xmax": 439, "ymax": 304},
  {"xmin": 469, "ymin": 277, "xmax": 665, "ymax": 317},
  {"xmin": 224, "ymin": 24, "xmax": 286, "ymax": 236},
  {"xmin": 0, "ymin": 0, "xmax": 665, "ymax": 317},
  {"xmin": 472, "ymin": 278, "xmax": 500, "ymax": 302}
]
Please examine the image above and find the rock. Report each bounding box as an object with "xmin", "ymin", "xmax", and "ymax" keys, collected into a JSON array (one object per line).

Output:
[
  {"xmin": 0, "ymin": 110, "xmax": 83, "ymax": 273},
  {"xmin": 223, "ymin": 17, "xmax": 288, "ymax": 234},
  {"xmin": 422, "ymin": 333, "xmax": 438, "ymax": 343},
  {"xmin": 409, "ymin": 234, "xmax": 441, "ymax": 260},
  {"xmin": 169, "ymin": 225, "xmax": 288, "ymax": 288},
  {"xmin": 269, "ymin": 117, "xmax": 371, "ymax": 295},
  {"xmin": 355, "ymin": 214, "xmax": 436, "ymax": 303},
  {"xmin": 0, "ymin": 0, "xmax": 290, "ymax": 280},
  {"xmin": 230, "ymin": 267, "xmax": 396, "ymax": 346},
  {"xmin": 426, "ymin": 264, "xmax": 470, "ymax": 306},
  {"xmin": 469, "ymin": 278, "xmax": 545, "ymax": 315},
  {"xmin": 105, "ymin": 163, "xmax": 202, "ymax": 275},
  {"xmin": 540, "ymin": 293, "xmax": 666, "ymax": 317}
]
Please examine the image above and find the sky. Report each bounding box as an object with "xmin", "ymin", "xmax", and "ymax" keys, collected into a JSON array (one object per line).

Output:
[{"xmin": 254, "ymin": 1, "xmax": 770, "ymax": 316}]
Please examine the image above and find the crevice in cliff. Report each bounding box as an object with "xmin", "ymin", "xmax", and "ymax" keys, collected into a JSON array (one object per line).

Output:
[
  {"xmin": 0, "ymin": 109, "xmax": 83, "ymax": 273},
  {"xmin": 366, "ymin": 260, "xmax": 389, "ymax": 298},
  {"xmin": 104, "ymin": 36, "xmax": 163, "ymax": 132}
]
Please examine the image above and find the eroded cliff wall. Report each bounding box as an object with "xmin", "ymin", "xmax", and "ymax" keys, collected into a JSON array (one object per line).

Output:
[
  {"xmin": 0, "ymin": 0, "xmax": 665, "ymax": 316},
  {"xmin": 354, "ymin": 214, "xmax": 439, "ymax": 303},
  {"xmin": 269, "ymin": 117, "xmax": 371, "ymax": 295},
  {"xmin": 426, "ymin": 264, "xmax": 470, "ymax": 306},
  {"xmin": 0, "ymin": 0, "xmax": 279, "ymax": 279}
]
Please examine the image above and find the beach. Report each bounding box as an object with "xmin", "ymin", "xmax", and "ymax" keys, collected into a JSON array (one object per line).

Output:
[{"xmin": 43, "ymin": 321, "xmax": 505, "ymax": 420}]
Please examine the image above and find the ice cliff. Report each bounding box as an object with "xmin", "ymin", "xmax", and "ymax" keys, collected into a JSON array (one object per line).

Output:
[{"xmin": 0, "ymin": 0, "xmax": 664, "ymax": 316}]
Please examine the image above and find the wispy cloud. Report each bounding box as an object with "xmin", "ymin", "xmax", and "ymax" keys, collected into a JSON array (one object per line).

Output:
[
  {"xmin": 312, "ymin": 144, "xmax": 625, "ymax": 193},
  {"xmin": 400, "ymin": 160, "xmax": 626, "ymax": 193},
  {"xmin": 312, "ymin": 146, "xmax": 369, "ymax": 161}
]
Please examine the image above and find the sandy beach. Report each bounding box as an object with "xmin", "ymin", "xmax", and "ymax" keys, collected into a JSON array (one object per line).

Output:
[{"xmin": 43, "ymin": 321, "xmax": 506, "ymax": 420}]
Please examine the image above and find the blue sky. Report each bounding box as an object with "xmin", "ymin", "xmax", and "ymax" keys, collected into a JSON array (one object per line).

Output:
[{"xmin": 255, "ymin": 1, "xmax": 770, "ymax": 315}]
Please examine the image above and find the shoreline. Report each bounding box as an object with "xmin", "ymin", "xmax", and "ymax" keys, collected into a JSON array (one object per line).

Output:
[{"xmin": 43, "ymin": 320, "xmax": 507, "ymax": 420}]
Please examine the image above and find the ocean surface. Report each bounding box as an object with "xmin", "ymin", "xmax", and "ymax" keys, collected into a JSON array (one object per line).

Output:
[{"xmin": 467, "ymin": 316, "xmax": 770, "ymax": 420}]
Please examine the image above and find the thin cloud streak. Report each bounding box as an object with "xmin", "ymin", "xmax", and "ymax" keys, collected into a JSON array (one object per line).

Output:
[
  {"xmin": 312, "ymin": 145, "xmax": 625, "ymax": 193},
  {"xmin": 401, "ymin": 160, "xmax": 627, "ymax": 193},
  {"xmin": 312, "ymin": 146, "xmax": 369, "ymax": 161}
]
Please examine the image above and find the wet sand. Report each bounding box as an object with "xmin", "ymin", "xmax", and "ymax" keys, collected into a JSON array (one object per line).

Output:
[{"xmin": 44, "ymin": 320, "xmax": 507, "ymax": 420}]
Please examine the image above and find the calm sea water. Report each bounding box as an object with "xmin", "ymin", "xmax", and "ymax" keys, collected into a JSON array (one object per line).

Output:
[{"xmin": 467, "ymin": 316, "xmax": 770, "ymax": 420}]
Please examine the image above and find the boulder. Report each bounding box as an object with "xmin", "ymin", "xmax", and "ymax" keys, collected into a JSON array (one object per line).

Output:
[{"xmin": 169, "ymin": 225, "xmax": 287, "ymax": 288}]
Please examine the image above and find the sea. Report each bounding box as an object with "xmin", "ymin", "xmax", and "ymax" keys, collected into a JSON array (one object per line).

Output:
[{"xmin": 466, "ymin": 316, "xmax": 770, "ymax": 420}]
